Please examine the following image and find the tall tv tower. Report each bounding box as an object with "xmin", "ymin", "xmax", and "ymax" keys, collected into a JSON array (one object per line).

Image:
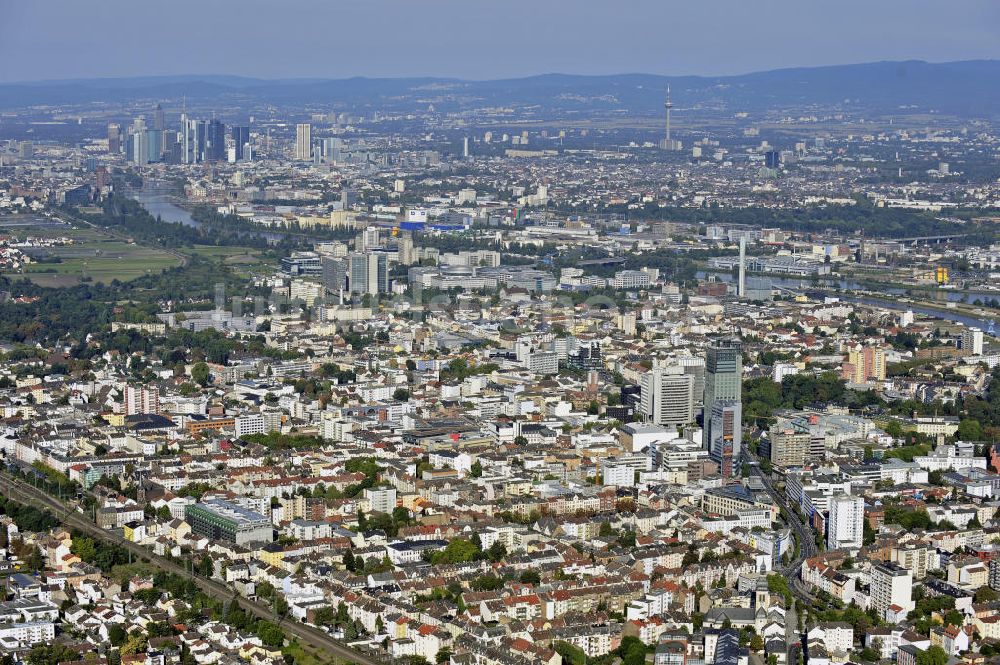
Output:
[
  {"xmin": 665, "ymin": 86, "xmax": 673, "ymax": 146},
  {"xmin": 661, "ymin": 86, "xmax": 680, "ymax": 151}
]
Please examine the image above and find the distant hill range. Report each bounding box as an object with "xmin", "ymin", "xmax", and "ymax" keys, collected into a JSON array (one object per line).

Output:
[{"xmin": 2, "ymin": 60, "xmax": 998, "ymax": 117}]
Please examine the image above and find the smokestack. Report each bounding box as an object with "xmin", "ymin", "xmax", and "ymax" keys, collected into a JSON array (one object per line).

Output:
[{"xmin": 738, "ymin": 236, "xmax": 747, "ymax": 298}]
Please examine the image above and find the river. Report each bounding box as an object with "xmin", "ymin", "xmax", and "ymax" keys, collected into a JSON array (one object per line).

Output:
[
  {"xmin": 130, "ymin": 183, "xmax": 287, "ymax": 243},
  {"xmin": 698, "ymin": 271, "xmax": 998, "ymax": 332},
  {"xmin": 839, "ymin": 295, "xmax": 996, "ymax": 332},
  {"xmin": 698, "ymin": 271, "xmax": 1000, "ymax": 306},
  {"xmin": 130, "ymin": 184, "xmax": 199, "ymax": 227}
]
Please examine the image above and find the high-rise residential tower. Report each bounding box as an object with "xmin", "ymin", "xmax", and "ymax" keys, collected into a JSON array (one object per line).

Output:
[
  {"xmin": 961, "ymin": 327, "xmax": 984, "ymax": 356},
  {"xmin": 828, "ymin": 494, "xmax": 864, "ymax": 550}
]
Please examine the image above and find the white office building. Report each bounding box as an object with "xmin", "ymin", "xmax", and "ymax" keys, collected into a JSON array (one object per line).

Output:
[
  {"xmin": 640, "ymin": 369, "xmax": 695, "ymax": 426},
  {"xmin": 525, "ymin": 351, "xmax": 559, "ymax": 375},
  {"xmin": 234, "ymin": 414, "xmax": 266, "ymax": 438},
  {"xmin": 772, "ymin": 362, "xmax": 799, "ymax": 383},
  {"xmin": 602, "ymin": 454, "xmax": 652, "ymax": 487},
  {"xmin": 612, "ymin": 270, "xmax": 652, "ymax": 290},
  {"xmin": 827, "ymin": 494, "xmax": 864, "ymax": 550}
]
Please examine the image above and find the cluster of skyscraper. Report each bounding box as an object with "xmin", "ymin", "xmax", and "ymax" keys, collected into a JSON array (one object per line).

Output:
[
  {"xmin": 108, "ymin": 105, "xmax": 251, "ymax": 166},
  {"xmin": 281, "ymin": 227, "xmax": 403, "ymax": 301},
  {"xmin": 639, "ymin": 339, "xmax": 743, "ymax": 477}
]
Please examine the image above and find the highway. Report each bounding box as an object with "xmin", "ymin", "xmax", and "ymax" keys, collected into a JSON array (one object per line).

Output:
[{"xmin": 0, "ymin": 475, "xmax": 381, "ymax": 665}]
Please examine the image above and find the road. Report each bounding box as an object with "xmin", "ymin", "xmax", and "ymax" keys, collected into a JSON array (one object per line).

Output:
[
  {"xmin": 744, "ymin": 447, "xmax": 819, "ymax": 660},
  {"xmin": 1, "ymin": 476, "xmax": 380, "ymax": 665},
  {"xmin": 744, "ymin": 449, "xmax": 817, "ymax": 582}
]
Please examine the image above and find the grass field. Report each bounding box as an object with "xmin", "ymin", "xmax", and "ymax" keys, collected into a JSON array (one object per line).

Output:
[
  {"xmin": 186, "ymin": 245, "xmax": 276, "ymax": 281},
  {"xmin": 188, "ymin": 244, "xmax": 267, "ymax": 265},
  {"xmin": 188, "ymin": 245, "xmax": 259, "ymax": 258},
  {"xmin": 283, "ymin": 640, "xmax": 342, "ymax": 665},
  {"xmin": 3, "ymin": 220, "xmax": 183, "ymax": 286}
]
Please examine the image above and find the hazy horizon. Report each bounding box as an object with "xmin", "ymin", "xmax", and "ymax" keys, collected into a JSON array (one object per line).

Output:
[
  {"xmin": 3, "ymin": 57, "xmax": 1000, "ymax": 87},
  {"xmin": 2, "ymin": 0, "xmax": 999, "ymax": 83}
]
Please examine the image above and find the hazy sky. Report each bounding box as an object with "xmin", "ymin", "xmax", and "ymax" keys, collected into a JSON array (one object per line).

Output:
[{"xmin": 2, "ymin": 0, "xmax": 999, "ymax": 83}]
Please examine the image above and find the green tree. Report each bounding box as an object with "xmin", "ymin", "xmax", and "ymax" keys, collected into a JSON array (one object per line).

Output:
[
  {"xmin": 313, "ymin": 606, "xmax": 336, "ymax": 627},
  {"xmin": 274, "ymin": 596, "xmax": 289, "ymax": 617},
  {"xmin": 255, "ymin": 620, "xmax": 285, "ymax": 648},
  {"xmin": 884, "ymin": 420, "xmax": 904, "ymax": 439},
  {"xmin": 486, "ymin": 541, "xmax": 507, "ymax": 562},
  {"xmin": 345, "ymin": 620, "xmax": 359, "ymax": 640},
  {"xmin": 121, "ymin": 632, "xmax": 148, "ymax": 656},
  {"xmin": 958, "ymin": 419, "xmax": 984, "ymax": 441},
  {"xmin": 470, "ymin": 460, "xmax": 483, "ymax": 478},
  {"xmin": 70, "ymin": 536, "xmax": 98, "ymax": 563},
  {"xmin": 430, "ymin": 538, "xmax": 480, "ymax": 565},
  {"xmin": 915, "ymin": 646, "xmax": 948, "ymax": 665},
  {"xmin": 618, "ymin": 636, "xmax": 647, "ymax": 665},
  {"xmin": 392, "ymin": 506, "xmax": 411, "ymax": 526},
  {"xmin": 471, "ymin": 574, "xmax": 505, "ymax": 591},
  {"xmin": 554, "ymin": 641, "xmax": 587, "ymax": 665},
  {"xmin": 108, "ymin": 624, "xmax": 128, "ymax": 646},
  {"xmin": 859, "ymin": 647, "xmax": 880, "ymax": 662},
  {"xmin": 520, "ymin": 570, "xmax": 541, "ymax": 585},
  {"xmin": 191, "ymin": 362, "xmax": 210, "ymax": 387},
  {"xmin": 402, "ymin": 658, "xmax": 431, "ymax": 665},
  {"xmin": 27, "ymin": 644, "xmax": 80, "ymax": 665}
]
